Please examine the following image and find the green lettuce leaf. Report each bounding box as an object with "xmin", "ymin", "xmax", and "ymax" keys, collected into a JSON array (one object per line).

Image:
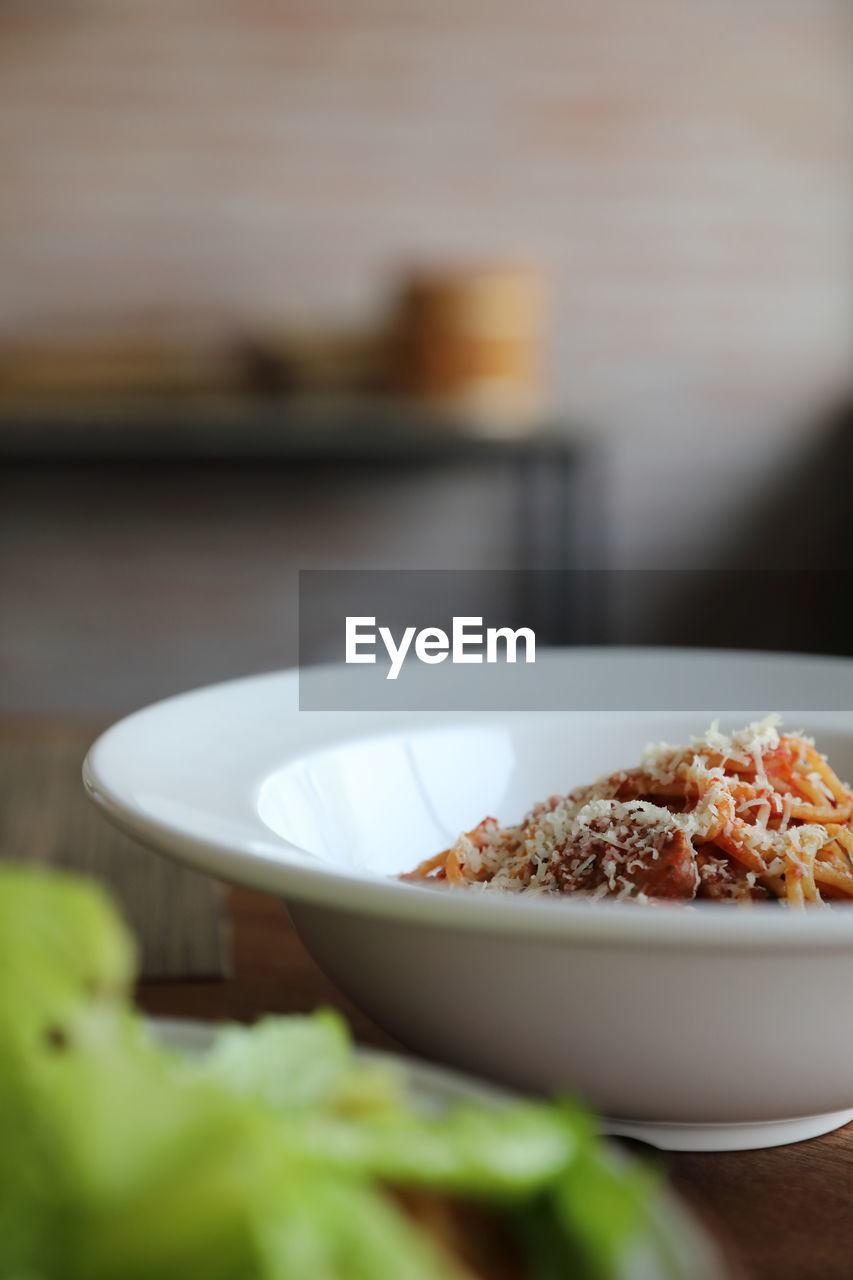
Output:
[{"xmin": 0, "ymin": 865, "xmax": 663, "ymax": 1280}]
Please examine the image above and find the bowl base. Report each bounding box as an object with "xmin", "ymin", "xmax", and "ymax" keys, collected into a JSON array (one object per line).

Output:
[{"xmin": 604, "ymin": 1108, "xmax": 853, "ymax": 1152}]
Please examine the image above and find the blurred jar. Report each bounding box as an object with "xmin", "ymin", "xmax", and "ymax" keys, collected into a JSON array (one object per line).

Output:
[{"xmin": 392, "ymin": 265, "xmax": 546, "ymax": 435}]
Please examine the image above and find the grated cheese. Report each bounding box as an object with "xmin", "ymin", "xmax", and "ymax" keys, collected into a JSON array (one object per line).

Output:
[{"xmin": 434, "ymin": 717, "xmax": 850, "ymax": 908}]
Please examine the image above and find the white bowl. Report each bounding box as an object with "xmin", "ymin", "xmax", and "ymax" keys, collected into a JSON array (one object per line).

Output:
[{"xmin": 84, "ymin": 649, "xmax": 853, "ymax": 1151}]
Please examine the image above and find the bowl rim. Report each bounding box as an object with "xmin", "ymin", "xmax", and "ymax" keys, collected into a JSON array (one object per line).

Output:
[{"xmin": 83, "ymin": 649, "xmax": 853, "ymax": 953}]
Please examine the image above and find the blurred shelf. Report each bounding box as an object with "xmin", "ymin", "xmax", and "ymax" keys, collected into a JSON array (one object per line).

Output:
[
  {"xmin": 0, "ymin": 397, "xmax": 584, "ymax": 465},
  {"xmin": 0, "ymin": 398, "xmax": 599, "ymax": 645}
]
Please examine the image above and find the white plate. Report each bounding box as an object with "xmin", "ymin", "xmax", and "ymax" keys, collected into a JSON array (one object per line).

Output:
[
  {"xmin": 150, "ymin": 1017, "xmax": 727, "ymax": 1280},
  {"xmin": 85, "ymin": 649, "xmax": 853, "ymax": 1150}
]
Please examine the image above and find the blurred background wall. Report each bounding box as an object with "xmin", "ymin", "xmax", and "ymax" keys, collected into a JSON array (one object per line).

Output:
[
  {"xmin": 1, "ymin": 0, "xmax": 851, "ymax": 713},
  {"xmin": 2, "ymin": 1, "xmax": 850, "ymax": 421}
]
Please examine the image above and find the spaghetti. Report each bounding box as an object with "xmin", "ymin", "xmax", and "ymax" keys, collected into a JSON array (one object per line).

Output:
[{"xmin": 403, "ymin": 718, "xmax": 853, "ymax": 907}]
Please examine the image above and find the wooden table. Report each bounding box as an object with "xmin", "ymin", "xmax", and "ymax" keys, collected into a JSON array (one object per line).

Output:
[
  {"xmin": 7, "ymin": 720, "xmax": 852, "ymax": 1280},
  {"xmin": 139, "ymin": 885, "xmax": 853, "ymax": 1280}
]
